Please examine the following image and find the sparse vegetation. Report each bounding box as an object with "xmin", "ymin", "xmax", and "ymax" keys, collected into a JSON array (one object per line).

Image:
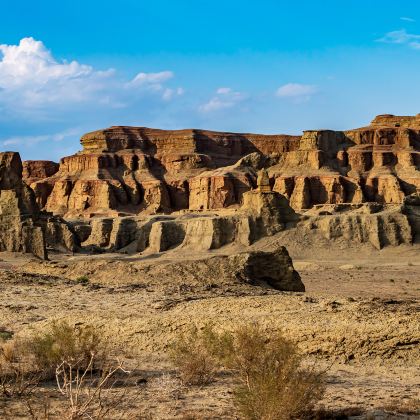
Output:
[
  {"xmin": 225, "ymin": 325, "xmax": 325, "ymax": 420},
  {"xmin": 0, "ymin": 327, "xmax": 13, "ymax": 341},
  {"xmin": 76, "ymin": 275, "xmax": 90, "ymax": 284},
  {"xmin": 0, "ymin": 338, "xmax": 40, "ymax": 398},
  {"xmin": 170, "ymin": 324, "xmax": 326, "ymax": 419},
  {"xmin": 0, "ymin": 322, "xmax": 139, "ymax": 418},
  {"xmin": 0, "ymin": 321, "xmax": 106, "ymax": 398},
  {"xmin": 29, "ymin": 321, "xmax": 106, "ymax": 377},
  {"xmin": 169, "ymin": 326, "xmax": 219, "ymax": 385}
]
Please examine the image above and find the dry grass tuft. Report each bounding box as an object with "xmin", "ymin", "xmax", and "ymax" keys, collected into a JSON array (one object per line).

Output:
[
  {"xmin": 169, "ymin": 326, "xmax": 219, "ymax": 386},
  {"xmin": 170, "ymin": 324, "xmax": 325, "ymax": 419},
  {"xmin": 227, "ymin": 325, "xmax": 325, "ymax": 420}
]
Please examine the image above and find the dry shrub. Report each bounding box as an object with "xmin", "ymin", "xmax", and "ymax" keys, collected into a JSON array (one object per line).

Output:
[
  {"xmin": 25, "ymin": 355, "xmax": 138, "ymax": 420},
  {"xmin": 169, "ymin": 326, "xmax": 219, "ymax": 385},
  {"xmin": 170, "ymin": 324, "xmax": 325, "ymax": 420},
  {"xmin": 0, "ymin": 321, "xmax": 106, "ymax": 398},
  {"xmin": 0, "ymin": 338, "xmax": 40, "ymax": 397},
  {"xmin": 228, "ymin": 325, "xmax": 325, "ymax": 420},
  {"xmin": 29, "ymin": 321, "xmax": 105, "ymax": 377}
]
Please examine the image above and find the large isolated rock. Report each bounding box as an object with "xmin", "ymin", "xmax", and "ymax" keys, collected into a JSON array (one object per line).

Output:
[
  {"xmin": 231, "ymin": 247, "xmax": 304, "ymax": 291},
  {"xmin": 141, "ymin": 246, "xmax": 304, "ymax": 292}
]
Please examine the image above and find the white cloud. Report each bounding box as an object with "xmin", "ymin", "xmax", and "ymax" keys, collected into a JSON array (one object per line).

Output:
[
  {"xmin": 0, "ymin": 37, "xmax": 114, "ymax": 106},
  {"xmin": 0, "ymin": 37, "xmax": 183, "ymax": 115},
  {"xmin": 216, "ymin": 87, "xmax": 233, "ymax": 94},
  {"xmin": 377, "ymin": 29, "xmax": 420, "ymax": 49},
  {"xmin": 162, "ymin": 87, "xmax": 184, "ymax": 101},
  {"xmin": 276, "ymin": 83, "xmax": 317, "ymax": 101},
  {"xmin": 126, "ymin": 71, "xmax": 183, "ymax": 100},
  {"xmin": 129, "ymin": 70, "xmax": 173, "ymax": 86},
  {"xmin": 1, "ymin": 127, "xmax": 81, "ymax": 147},
  {"xmin": 199, "ymin": 87, "xmax": 245, "ymax": 112},
  {"xmin": 400, "ymin": 17, "xmax": 415, "ymax": 22}
]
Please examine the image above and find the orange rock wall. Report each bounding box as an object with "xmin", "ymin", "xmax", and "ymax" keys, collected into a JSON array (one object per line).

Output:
[{"xmin": 23, "ymin": 115, "xmax": 420, "ymax": 216}]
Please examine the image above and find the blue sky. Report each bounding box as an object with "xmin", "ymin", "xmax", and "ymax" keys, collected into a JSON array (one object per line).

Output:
[{"xmin": 1, "ymin": 0, "xmax": 420, "ymax": 160}]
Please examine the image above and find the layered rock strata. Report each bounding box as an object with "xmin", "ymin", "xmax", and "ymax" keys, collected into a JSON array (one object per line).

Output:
[
  {"xmin": 24, "ymin": 115, "xmax": 419, "ymax": 218},
  {"xmin": 0, "ymin": 152, "xmax": 78, "ymax": 258},
  {"xmin": 25, "ymin": 127, "xmax": 298, "ymax": 217},
  {"xmin": 0, "ymin": 152, "xmax": 47, "ymax": 259},
  {"xmin": 71, "ymin": 186, "xmax": 298, "ymax": 253}
]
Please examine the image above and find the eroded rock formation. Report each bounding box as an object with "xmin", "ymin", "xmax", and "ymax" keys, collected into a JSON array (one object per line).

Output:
[
  {"xmin": 24, "ymin": 127, "xmax": 299, "ymax": 217},
  {"xmin": 0, "ymin": 152, "xmax": 79, "ymax": 259},
  {"xmin": 0, "ymin": 152, "xmax": 47, "ymax": 258},
  {"xmin": 24, "ymin": 115, "xmax": 419, "ymax": 219}
]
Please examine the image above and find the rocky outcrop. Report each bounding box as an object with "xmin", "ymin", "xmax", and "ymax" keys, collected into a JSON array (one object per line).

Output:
[
  {"xmin": 188, "ymin": 153, "xmax": 266, "ymax": 210},
  {"xmin": 26, "ymin": 127, "xmax": 299, "ymax": 217},
  {"xmin": 17, "ymin": 114, "xmax": 420, "ymax": 220},
  {"xmin": 23, "ymin": 160, "xmax": 59, "ymax": 184},
  {"xmin": 403, "ymin": 192, "xmax": 420, "ymax": 243},
  {"xmin": 270, "ymin": 117, "xmax": 420, "ymax": 210},
  {"xmin": 70, "ymin": 184, "xmax": 298, "ymax": 253},
  {"xmin": 0, "ymin": 152, "xmax": 47, "ymax": 258},
  {"xmin": 23, "ymin": 160, "xmax": 59, "ymax": 209},
  {"xmin": 302, "ymin": 203, "xmax": 413, "ymax": 249},
  {"xmin": 231, "ymin": 247, "xmax": 304, "ymax": 291},
  {"xmin": 0, "ymin": 152, "xmax": 79, "ymax": 258}
]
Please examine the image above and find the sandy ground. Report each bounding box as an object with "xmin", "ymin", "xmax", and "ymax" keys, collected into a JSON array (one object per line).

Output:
[{"xmin": 0, "ymin": 240, "xmax": 419, "ymax": 418}]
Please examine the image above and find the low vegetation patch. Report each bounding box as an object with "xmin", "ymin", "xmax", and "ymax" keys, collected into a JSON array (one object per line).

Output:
[
  {"xmin": 170, "ymin": 324, "xmax": 326, "ymax": 419},
  {"xmin": 0, "ymin": 321, "xmax": 107, "ymax": 398},
  {"xmin": 29, "ymin": 320, "xmax": 105, "ymax": 377},
  {"xmin": 76, "ymin": 275, "xmax": 90, "ymax": 284},
  {"xmin": 0, "ymin": 321, "xmax": 137, "ymax": 418},
  {"xmin": 169, "ymin": 325, "xmax": 220, "ymax": 385}
]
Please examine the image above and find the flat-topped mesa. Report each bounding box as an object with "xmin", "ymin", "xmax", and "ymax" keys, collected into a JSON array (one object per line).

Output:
[
  {"xmin": 80, "ymin": 126, "xmax": 301, "ymax": 160},
  {"xmin": 370, "ymin": 114, "xmax": 420, "ymax": 128},
  {"xmin": 24, "ymin": 115, "xmax": 420, "ymax": 217}
]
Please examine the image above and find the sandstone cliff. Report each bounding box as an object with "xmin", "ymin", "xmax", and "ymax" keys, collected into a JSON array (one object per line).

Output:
[
  {"xmin": 24, "ymin": 114, "xmax": 419, "ymax": 218},
  {"xmin": 0, "ymin": 152, "xmax": 47, "ymax": 258},
  {"xmin": 0, "ymin": 152, "xmax": 79, "ymax": 258},
  {"xmin": 24, "ymin": 127, "xmax": 299, "ymax": 217}
]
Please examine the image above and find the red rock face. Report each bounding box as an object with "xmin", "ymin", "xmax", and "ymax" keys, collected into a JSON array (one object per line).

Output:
[
  {"xmin": 23, "ymin": 160, "xmax": 59, "ymax": 183},
  {"xmin": 22, "ymin": 160, "xmax": 59, "ymax": 208},
  {"xmin": 269, "ymin": 117, "xmax": 420, "ymax": 209},
  {"xmin": 26, "ymin": 128, "xmax": 299, "ymax": 217},
  {"xmin": 25, "ymin": 115, "xmax": 420, "ymax": 216}
]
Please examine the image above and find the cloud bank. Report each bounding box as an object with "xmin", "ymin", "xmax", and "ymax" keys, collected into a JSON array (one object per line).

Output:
[
  {"xmin": 0, "ymin": 37, "xmax": 183, "ymax": 117},
  {"xmin": 378, "ymin": 29, "xmax": 420, "ymax": 49},
  {"xmin": 199, "ymin": 87, "xmax": 246, "ymax": 112},
  {"xmin": 276, "ymin": 83, "xmax": 318, "ymax": 102}
]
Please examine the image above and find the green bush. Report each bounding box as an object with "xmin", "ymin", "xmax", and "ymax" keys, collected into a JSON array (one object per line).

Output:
[{"xmin": 76, "ymin": 275, "xmax": 89, "ymax": 284}]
